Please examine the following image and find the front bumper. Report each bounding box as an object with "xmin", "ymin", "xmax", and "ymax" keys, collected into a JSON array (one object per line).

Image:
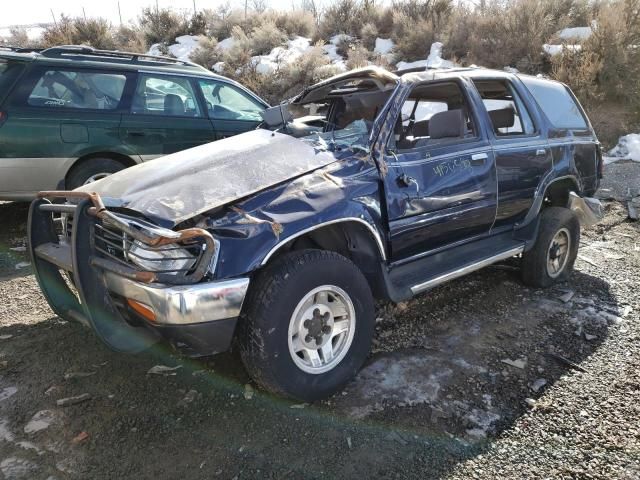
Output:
[{"xmin": 28, "ymin": 192, "xmax": 248, "ymax": 357}]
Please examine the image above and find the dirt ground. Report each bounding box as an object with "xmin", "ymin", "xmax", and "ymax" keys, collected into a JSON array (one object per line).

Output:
[{"xmin": 0, "ymin": 162, "xmax": 639, "ymax": 479}]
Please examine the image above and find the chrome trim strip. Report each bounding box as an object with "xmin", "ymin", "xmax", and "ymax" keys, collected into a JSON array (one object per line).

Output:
[
  {"xmin": 410, "ymin": 245, "xmax": 524, "ymax": 295},
  {"xmin": 471, "ymin": 153, "xmax": 488, "ymax": 161},
  {"xmin": 260, "ymin": 217, "xmax": 387, "ymax": 265},
  {"xmin": 103, "ymin": 272, "xmax": 250, "ymax": 325}
]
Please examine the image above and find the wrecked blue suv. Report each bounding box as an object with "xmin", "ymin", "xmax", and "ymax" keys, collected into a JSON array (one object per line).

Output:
[{"xmin": 29, "ymin": 66, "xmax": 603, "ymax": 401}]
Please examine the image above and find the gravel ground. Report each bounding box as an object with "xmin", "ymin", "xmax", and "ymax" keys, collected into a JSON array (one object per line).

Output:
[{"xmin": 0, "ymin": 162, "xmax": 638, "ymax": 479}]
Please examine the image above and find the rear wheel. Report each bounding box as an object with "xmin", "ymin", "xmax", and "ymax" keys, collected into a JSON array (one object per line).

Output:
[
  {"xmin": 521, "ymin": 207, "xmax": 580, "ymax": 288},
  {"xmin": 66, "ymin": 157, "xmax": 127, "ymax": 190},
  {"xmin": 238, "ymin": 249, "xmax": 375, "ymax": 401}
]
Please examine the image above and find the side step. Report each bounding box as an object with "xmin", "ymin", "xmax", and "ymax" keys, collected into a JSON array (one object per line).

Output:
[
  {"xmin": 385, "ymin": 232, "xmax": 524, "ymax": 302},
  {"xmin": 34, "ymin": 243, "xmax": 73, "ymax": 272}
]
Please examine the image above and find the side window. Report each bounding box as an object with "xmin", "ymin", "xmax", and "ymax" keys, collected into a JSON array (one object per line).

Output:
[
  {"xmin": 393, "ymin": 82, "xmax": 477, "ymax": 152},
  {"xmin": 132, "ymin": 74, "xmax": 202, "ymax": 117},
  {"xmin": 198, "ymin": 79, "xmax": 264, "ymax": 121},
  {"xmin": 27, "ymin": 70, "xmax": 126, "ymax": 110},
  {"xmin": 521, "ymin": 77, "xmax": 588, "ymax": 130},
  {"xmin": 473, "ymin": 80, "xmax": 535, "ymax": 136}
]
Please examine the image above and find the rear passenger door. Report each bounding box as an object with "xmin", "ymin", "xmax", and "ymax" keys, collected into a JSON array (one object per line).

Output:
[
  {"xmin": 0, "ymin": 66, "xmax": 132, "ymax": 194},
  {"xmin": 472, "ymin": 78, "xmax": 551, "ymax": 231},
  {"xmin": 120, "ymin": 73, "xmax": 215, "ymax": 161},
  {"xmin": 382, "ymin": 80, "xmax": 497, "ymax": 261},
  {"xmin": 197, "ymin": 79, "xmax": 265, "ymax": 139}
]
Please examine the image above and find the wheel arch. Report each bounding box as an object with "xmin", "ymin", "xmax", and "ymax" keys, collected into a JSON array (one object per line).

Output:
[
  {"xmin": 64, "ymin": 151, "xmax": 137, "ymax": 188},
  {"xmin": 260, "ymin": 218, "xmax": 388, "ymax": 299}
]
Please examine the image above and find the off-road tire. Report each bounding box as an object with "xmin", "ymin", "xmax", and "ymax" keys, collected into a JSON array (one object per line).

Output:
[
  {"xmin": 66, "ymin": 158, "xmax": 127, "ymax": 190},
  {"xmin": 238, "ymin": 249, "xmax": 375, "ymax": 401},
  {"xmin": 521, "ymin": 207, "xmax": 580, "ymax": 288}
]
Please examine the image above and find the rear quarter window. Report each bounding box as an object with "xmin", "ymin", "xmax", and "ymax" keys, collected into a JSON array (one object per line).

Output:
[
  {"xmin": 521, "ymin": 77, "xmax": 588, "ymax": 130},
  {"xmin": 0, "ymin": 61, "xmax": 24, "ymax": 98}
]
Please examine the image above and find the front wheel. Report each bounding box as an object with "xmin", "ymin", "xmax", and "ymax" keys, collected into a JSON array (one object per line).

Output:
[
  {"xmin": 238, "ymin": 249, "xmax": 375, "ymax": 401},
  {"xmin": 521, "ymin": 207, "xmax": 580, "ymax": 288}
]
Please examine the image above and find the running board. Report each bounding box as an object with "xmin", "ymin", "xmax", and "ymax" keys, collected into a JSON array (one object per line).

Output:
[{"xmin": 410, "ymin": 245, "xmax": 524, "ymax": 295}]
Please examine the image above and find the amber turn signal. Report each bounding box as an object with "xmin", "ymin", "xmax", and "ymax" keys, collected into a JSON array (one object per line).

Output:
[{"xmin": 126, "ymin": 299, "xmax": 156, "ymax": 323}]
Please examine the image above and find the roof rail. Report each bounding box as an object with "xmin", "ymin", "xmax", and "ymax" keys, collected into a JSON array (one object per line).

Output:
[
  {"xmin": 39, "ymin": 45, "xmax": 209, "ymax": 71},
  {"xmin": 0, "ymin": 45, "xmax": 43, "ymax": 53}
]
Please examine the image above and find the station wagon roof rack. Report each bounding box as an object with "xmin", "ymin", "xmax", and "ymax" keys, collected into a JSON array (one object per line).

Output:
[
  {"xmin": 0, "ymin": 45, "xmax": 42, "ymax": 53},
  {"xmin": 39, "ymin": 45, "xmax": 209, "ymax": 71}
]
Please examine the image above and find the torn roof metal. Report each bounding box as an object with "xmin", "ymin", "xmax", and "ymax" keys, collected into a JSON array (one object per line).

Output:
[{"xmin": 76, "ymin": 129, "xmax": 340, "ymax": 227}]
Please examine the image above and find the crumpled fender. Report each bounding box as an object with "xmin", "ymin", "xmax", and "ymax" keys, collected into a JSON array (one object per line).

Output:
[{"xmin": 197, "ymin": 156, "xmax": 387, "ymax": 279}]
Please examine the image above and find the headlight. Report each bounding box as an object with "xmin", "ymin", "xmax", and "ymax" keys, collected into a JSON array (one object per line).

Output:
[{"xmin": 127, "ymin": 240, "xmax": 196, "ymax": 274}]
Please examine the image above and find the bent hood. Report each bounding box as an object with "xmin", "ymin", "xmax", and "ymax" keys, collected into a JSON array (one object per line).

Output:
[{"xmin": 77, "ymin": 129, "xmax": 339, "ymax": 227}]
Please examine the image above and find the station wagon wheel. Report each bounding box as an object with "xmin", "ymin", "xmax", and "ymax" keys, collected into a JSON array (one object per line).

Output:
[
  {"xmin": 288, "ymin": 285, "xmax": 356, "ymax": 374},
  {"xmin": 521, "ymin": 207, "xmax": 580, "ymax": 288},
  {"xmin": 238, "ymin": 249, "xmax": 375, "ymax": 401},
  {"xmin": 66, "ymin": 157, "xmax": 128, "ymax": 190}
]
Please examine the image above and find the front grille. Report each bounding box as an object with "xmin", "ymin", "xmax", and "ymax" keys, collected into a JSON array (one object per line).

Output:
[{"xmin": 92, "ymin": 219, "xmax": 205, "ymax": 276}]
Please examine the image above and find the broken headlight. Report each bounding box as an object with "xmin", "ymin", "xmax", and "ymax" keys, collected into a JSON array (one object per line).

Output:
[{"xmin": 127, "ymin": 240, "xmax": 197, "ymax": 275}]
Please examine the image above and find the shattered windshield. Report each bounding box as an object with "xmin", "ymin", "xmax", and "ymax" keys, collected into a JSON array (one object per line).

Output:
[{"xmin": 301, "ymin": 119, "xmax": 371, "ymax": 153}]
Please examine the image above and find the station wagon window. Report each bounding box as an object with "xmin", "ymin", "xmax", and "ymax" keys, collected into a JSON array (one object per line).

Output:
[
  {"xmin": 132, "ymin": 74, "xmax": 202, "ymax": 117},
  {"xmin": 27, "ymin": 70, "xmax": 126, "ymax": 110},
  {"xmin": 473, "ymin": 80, "xmax": 535, "ymax": 136},
  {"xmin": 0, "ymin": 61, "xmax": 24, "ymax": 95},
  {"xmin": 393, "ymin": 82, "xmax": 477, "ymax": 152},
  {"xmin": 198, "ymin": 79, "xmax": 264, "ymax": 121},
  {"xmin": 521, "ymin": 77, "xmax": 588, "ymax": 130}
]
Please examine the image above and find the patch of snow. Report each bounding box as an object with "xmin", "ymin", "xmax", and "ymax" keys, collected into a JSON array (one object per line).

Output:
[
  {"xmin": 0, "ymin": 26, "xmax": 45, "ymax": 40},
  {"xmin": 0, "ymin": 457, "xmax": 38, "ymax": 479},
  {"xmin": 168, "ymin": 35, "xmax": 200, "ymax": 61},
  {"xmin": 322, "ymin": 43, "xmax": 347, "ymax": 72},
  {"xmin": 543, "ymin": 44, "xmax": 582, "ymax": 56},
  {"xmin": 217, "ymin": 37, "xmax": 236, "ymax": 51},
  {"xmin": 558, "ymin": 25, "xmax": 593, "ymax": 41},
  {"xmin": 503, "ymin": 66, "xmax": 519, "ymax": 74},
  {"xmin": 606, "ymin": 133, "xmax": 640, "ymax": 162},
  {"xmin": 212, "ymin": 61, "xmax": 225, "ymax": 73},
  {"xmin": 0, "ymin": 386, "xmax": 17, "ymax": 402},
  {"xmin": 374, "ymin": 38, "xmax": 394, "ymax": 55},
  {"xmin": 396, "ymin": 42, "xmax": 454, "ymax": 70},
  {"xmin": 0, "ymin": 418, "xmax": 15, "ymax": 442},
  {"xmin": 24, "ymin": 410, "xmax": 57, "ymax": 434},
  {"xmin": 251, "ymin": 36, "xmax": 312, "ymax": 75}
]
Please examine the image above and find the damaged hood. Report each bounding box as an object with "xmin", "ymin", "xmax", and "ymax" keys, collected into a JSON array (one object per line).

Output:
[{"xmin": 76, "ymin": 129, "xmax": 339, "ymax": 226}]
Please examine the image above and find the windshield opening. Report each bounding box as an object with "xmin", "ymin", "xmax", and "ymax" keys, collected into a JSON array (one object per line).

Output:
[{"xmin": 287, "ymin": 88, "xmax": 392, "ymax": 153}]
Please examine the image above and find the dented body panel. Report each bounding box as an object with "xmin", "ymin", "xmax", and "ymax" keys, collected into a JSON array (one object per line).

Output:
[{"xmin": 29, "ymin": 65, "xmax": 604, "ymax": 357}]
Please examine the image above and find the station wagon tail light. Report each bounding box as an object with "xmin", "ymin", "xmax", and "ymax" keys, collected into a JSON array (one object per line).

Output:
[{"xmin": 0, "ymin": 111, "xmax": 6, "ymax": 127}]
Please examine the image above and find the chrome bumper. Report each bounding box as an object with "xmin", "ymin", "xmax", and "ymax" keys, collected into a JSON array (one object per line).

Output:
[
  {"xmin": 104, "ymin": 272, "xmax": 250, "ymax": 325},
  {"xmin": 569, "ymin": 192, "xmax": 604, "ymax": 226}
]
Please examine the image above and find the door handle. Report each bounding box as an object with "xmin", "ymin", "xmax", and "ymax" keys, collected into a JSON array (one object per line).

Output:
[
  {"xmin": 536, "ymin": 148, "xmax": 547, "ymax": 156},
  {"xmin": 470, "ymin": 153, "xmax": 488, "ymax": 165}
]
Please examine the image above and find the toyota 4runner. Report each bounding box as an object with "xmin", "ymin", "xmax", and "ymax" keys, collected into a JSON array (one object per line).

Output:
[{"xmin": 29, "ymin": 66, "xmax": 604, "ymax": 401}]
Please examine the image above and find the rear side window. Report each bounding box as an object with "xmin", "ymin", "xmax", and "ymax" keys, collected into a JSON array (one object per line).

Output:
[
  {"xmin": 132, "ymin": 74, "xmax": 202, "ymax": 117},
  {"xmin": 0, "ymin": 61, "xmax": 24, "ymax": 95},
  {"xmin": 521, "ymin": 77, "xmax": 588, "ymax": 129},
  {"xmin": 473, "ymin": 79, "xmax": 535, "ymax": 136},
  {"xmin": 27, "ymin": 70, "xmax": 126, "ymax": 110},
  {"xmin": 198, "ymin": 79, "xmax": 264, "ymax": 121}
]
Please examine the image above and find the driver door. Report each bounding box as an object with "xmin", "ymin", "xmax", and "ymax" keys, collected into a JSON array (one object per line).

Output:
[{"xmin": 197, "ymin": 79, "xmax": 265, "ymax": 139}]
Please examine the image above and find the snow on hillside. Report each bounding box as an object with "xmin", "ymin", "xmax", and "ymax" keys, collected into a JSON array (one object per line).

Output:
[
  {"xmin": 558, "ymin": 25, "xmax": 593, "ymax": 41},
  {"xmin": 607, "ymin": 134, "xmax": 640, "ymax": 163},
  {"xmin": 396, "ymin": 42, "xmax": 454, "ymax": 70},
  {"xmin": 253, "ymin": 36, "xmax": 312, "ymax": 74},
  {"xmin": 0, "ymin": 26, "xmax": 45, "ymax": 41},
  {"xmin": 543, "ymin": 43, "xmax": 582, "ymax": 56},
  {"xmin": 374, "ymin": 38, "xmax": 394, "ymax": 55}
]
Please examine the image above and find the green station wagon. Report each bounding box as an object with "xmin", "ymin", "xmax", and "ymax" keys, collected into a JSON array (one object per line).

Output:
[{"xmin": 0, "ymin": 45, "xmax": 269, "ymax": 200}]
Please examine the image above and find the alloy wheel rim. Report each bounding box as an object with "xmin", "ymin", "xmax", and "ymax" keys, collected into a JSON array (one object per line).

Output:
[
  {"xmin": 547, "ymin": 227, "xmax": 571, "ymax": 278},
  {"xmin": 83, "ymin": 172, "xmax": 111, "ymax": 185},
  {"xmin": 287, "ymin": 285, "xmax": 356, "ymax": 374}
]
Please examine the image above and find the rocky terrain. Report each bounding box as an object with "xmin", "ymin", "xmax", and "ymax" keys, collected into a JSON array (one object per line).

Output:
[{"xmin": 0, "ymin": 161, "xmax": 638, "ymax": 479}]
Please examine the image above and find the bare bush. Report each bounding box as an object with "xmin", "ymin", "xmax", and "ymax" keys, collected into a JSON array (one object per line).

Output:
[
  {"xmin": 346, "ymin": 44, "xmax": 370, "ymax": 69},
  {"xmin": 139, "ymin": 7, "xmax": 189, "ymax": 45},
  {"xmin": 113, "ymin": 25, "xmax": 148, "ymax": 53},
  {"xmin": 392, "ymin": 13, "xmax": 435, "ymax": 62},
  {"xmin": 189, "ymin": 36, "xmax": 220, "ymax": 68},
  {"xmin": 360, "ymin": 22, "xmax": 378, "ymax": 51},
  {"xmin": 250, "ymin": 21, "xmax": 287, "ymax": 55}
]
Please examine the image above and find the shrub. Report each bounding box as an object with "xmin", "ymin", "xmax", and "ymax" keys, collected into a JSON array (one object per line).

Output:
[
  {"xmin": 139, "ymin": 7, "xmax": 189, "ymax": 45},
  {"xmin": 319, "ymin": 0, "xmax": 363, "ymax": 38},
  {"xmin": 346, "ymin": 45, "xmax": 370, "ymax": 69},
  {"xmin": 392, "ymin": 14, "xmax": 435, "ymax": 62},
  {"xmin": 269, "ymin": 10, "xmax": 317, "ymax": 38},
  {"xmin": 73, "ymin": 18, "xmax": 116, "ymax": 49},
  {"xmin": 113, "ymin": 25, "xmax": 148, "ymax": 53},
  {"xmin": 250, "ymin": 21, "xmax": 287, "ymax": 55},
  {"xmin": 189, "ymin": 36, "xmax": 220, "ymax": 68},
  {"xmin": 1, "ymin": 27, "xmax": 39, "ymax": 48},
  {"xmin": 360, "ymin": 22, "xmax": 378, "ymax": 51},
  {"xmin": 41, "ymin": 15, "xmax": 76, "ymax": 47}
]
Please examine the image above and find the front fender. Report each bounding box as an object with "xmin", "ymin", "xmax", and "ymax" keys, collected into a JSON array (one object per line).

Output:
[{"xmin": 201, "ymin": 161, "xmax": 386, "ymax": 279}]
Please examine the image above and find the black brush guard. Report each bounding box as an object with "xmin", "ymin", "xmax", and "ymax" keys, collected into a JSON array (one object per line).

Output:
[{"xmin": 28, "ymin": 191, "xmax": 216, "ymax": 353}]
